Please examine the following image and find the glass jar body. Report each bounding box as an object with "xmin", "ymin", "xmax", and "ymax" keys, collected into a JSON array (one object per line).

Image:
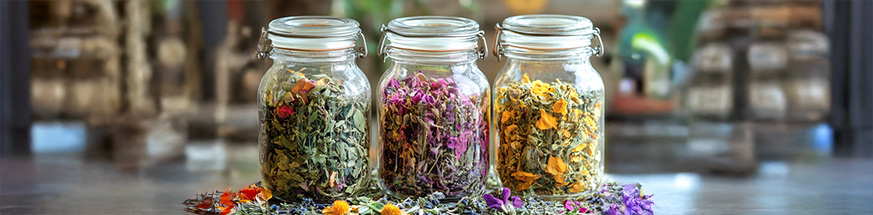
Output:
[
  {"xmin": 376, "ymin": 50, "xmax": 490, "ymax": 198},
  {"xmin": 257, "ymin": 49, "xmax": 371, "ymax": 202},
  {"xmin": 493, "ymin": 49, "xmax": 604, "ymax": 197}
]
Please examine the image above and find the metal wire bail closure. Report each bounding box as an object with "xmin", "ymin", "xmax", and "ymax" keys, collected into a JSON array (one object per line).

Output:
[
  {"xmin": 377, "ymin": 24, "xmax": 488, "ymax": 61},
  {"xmin": 257, "ymin": 27, "xmax": 272, "ymax": 59},
  {"xmin": 592, "ymin": 27, "xmax": 604, "ymax": 57},
  {"xmin": 492, "ymin": 23, "xmax": 505, "ymax": 61}
]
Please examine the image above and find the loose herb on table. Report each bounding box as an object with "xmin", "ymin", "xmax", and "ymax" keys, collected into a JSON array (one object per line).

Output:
[
  {"xmin": 379, "ymin": 71, "xmax": 489, "ymax": 198},
  {"xmin": 259, "ymin": 69, "xmax": 369, "ymax": 201},
  {"xmin": 496, "ymin": 74, "xmax": 603, "ymax": 196},
  {"xmin": 183, "ymin": 181, "xmax": 654, "ymax": 215}
]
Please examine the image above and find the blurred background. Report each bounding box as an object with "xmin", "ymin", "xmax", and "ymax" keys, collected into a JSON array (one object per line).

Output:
[{"xmin": 2, "ymin": 0, "xmax": 873, "ymax": 214}]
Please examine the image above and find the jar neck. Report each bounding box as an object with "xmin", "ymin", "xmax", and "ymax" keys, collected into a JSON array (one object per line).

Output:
[
  {"xmin": 502, "ymin": 46, "xmax": 594, "ymax": 62},
  {"xmin": 269, "ymin": 48, "xmax": 357, "ymax": 65},
  {"xmin": 387, "ymin": 48, "xmax": 480, "ymax": 65}
]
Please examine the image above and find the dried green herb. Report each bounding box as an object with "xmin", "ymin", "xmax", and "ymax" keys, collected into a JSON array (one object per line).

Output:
[
  {"xmin": 379, "ymin": 71, "xmax": 489, "ymax": 198},
  {"xmin": 259, "ymin": 69, "xmax": 369, "ymax": 201},
  {"xmin": 496, "ymin": 74, "xmax": 603, "ymax": 196}
]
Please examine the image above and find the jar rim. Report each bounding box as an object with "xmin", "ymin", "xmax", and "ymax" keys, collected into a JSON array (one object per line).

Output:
[
  {"xmin": 386, "ymin": 16, "xmax": 481, "ymax": 37},
  {"xmin": 494, "ymin": 14, "xmax": 603, "ymax": 59},
  {"xmin": 500, "ymin": 14, "xmax": 595, "ymax": 36},
  {"xmin": 379, "ymin": 16, "xmax": 486, "ymax": 59},
  {"xmin": 268, "ymin": 16, "xmax": 360, "ymax": 38},
  {"xmin": 258, "ymin": 16, "xmax": 366, "ymax": 59}
]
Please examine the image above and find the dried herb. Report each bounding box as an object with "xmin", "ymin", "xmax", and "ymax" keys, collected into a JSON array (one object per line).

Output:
[
  {"xmin": 259, "ymin": 69, "xmax": 370, "ymax": 201},
  {"xmin": 184, "ymin": 181, "xmax": 655, "ymax": 215},
  {"xmin": 496, "ymin": 74, "xmax": 603, "ymax": 196},
  {"xmin": 378, "ymin": 71, "xmax": 489, "ymax": 198}
]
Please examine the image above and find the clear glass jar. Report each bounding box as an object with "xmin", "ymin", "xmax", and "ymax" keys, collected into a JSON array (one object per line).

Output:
[
  {"xmin": 256, "ymin": 16, "xmax": 370, "ymax": 201},
  {"xmin": 492, "ymin": 14, "xmax": 605, "ymax": 197},
  {"xmin": 375, "ymin": 16, "xmax": 490, "ymax": 198}
]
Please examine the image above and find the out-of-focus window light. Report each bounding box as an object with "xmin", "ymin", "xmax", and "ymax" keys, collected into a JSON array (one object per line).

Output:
[
  {"xmin": 624, "ymin": 0, "xmax": 646, "ymax": 8},
  {"xmin": 31, "ymin": 122, "xmax": 86, "ymax": 154},
  {"xmin": 673, "ymin": 173, "xmax": 700, "ymax": 190}
]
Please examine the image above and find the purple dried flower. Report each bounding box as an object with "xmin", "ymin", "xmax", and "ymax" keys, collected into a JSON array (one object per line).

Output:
[
  {"xmin": 600, "ymin": 183, "xmax": 654, "ymax": 215},
  {"xmin": 379, "ymin": 70, "xmax": 488, "ymax": 197},
  {"xmin": 563, "ymin": 200, "xmax": 590, "ymax": 213},
  {"xmin": 510, "ymin": 196, "xmax": 524, "ymax": 208},
  {"xmin": 482, "ymin": 193, "xmax": 503, "ymax": 209},
  {"xmin": 482, "ymin": 188, "xmax": 524, "ymax": 212},
  {"xmin": 605, "ymin": 203, "xmax": 625, "ymax": 215}
]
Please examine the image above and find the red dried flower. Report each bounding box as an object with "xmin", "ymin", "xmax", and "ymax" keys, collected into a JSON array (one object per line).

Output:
[{"xmin": 275, "ymin": 105, "xmax": 294, "ymax": 118}]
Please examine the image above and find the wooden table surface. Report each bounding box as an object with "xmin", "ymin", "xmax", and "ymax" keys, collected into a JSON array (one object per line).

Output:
[{"xmin": 2, "ymin": 152, "xmax": 872, "ymax": 214}]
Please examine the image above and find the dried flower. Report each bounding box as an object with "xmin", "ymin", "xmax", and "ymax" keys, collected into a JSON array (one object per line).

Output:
[
  {"xmin": 496, "ymin": 75, "xmax": 603, "ymax": 195},
  {"xmin": 600, "ymin": 183, "xmax": 654, "ymax": 215},
  {"xmin": 274, "ymin": 105, "xmax": 294, "ymax": 118},
  {"xmin": 379, "ymin": 70, "xmax": 488, "ymax": 197},
  {"xmin": 535, "ymin": 109, "xmax": 558, "ymax": 130},
  {"xmin": 511, "ymin": 171, "xmax": 542, "ymax": 190},
  {"xmin": 381, "ymin": 203, "xmax": 404, "ymax": 215},
  {"xmin": 260, "ymin": 74, "xmax": 369, "ymax": 201},
  {"xmin": 563, "ymin": 200, "xmax": 590, "ymax": 213},
  {"xmin": 322, "ymin": 200, "xmax": 350, "ymax": 215},
  {"xmin": 483, "ymin": 188, "xmax": 525, "ymax": 212},
  {"xmin": 257, "ymin": 187, "xmax": 272, "ymax": 201}
]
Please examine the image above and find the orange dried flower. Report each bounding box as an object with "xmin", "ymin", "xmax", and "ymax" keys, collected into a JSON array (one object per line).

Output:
[
  {"xmin": 569, "ymin": 180, "xmax": 587, "ymax": 193},
  {"xmin": 511, "ymin": 171, "xmax": 542, "ymax": 190},
  {"xmin": 530, "ymin": 80, "xmax": 554, "ymax": 97},
  {"xmin": 552, "ymin": 98, "xmax": 568, "ymax": 115},
  {"xmin": 257, "ymin": 187, "xmax": 272, "ymax": 201},
  {"xmin": 546, "ymin": 156, "xmax": 569, "ymax": 186},
  {"xmin": 535, "ymin": 109, "xmax": 558, "ymax": 130},
  {"xmin": 322, "ymin": 200, "xmax": 350, "ymax": 215},
  {"xmin": 381, "ymin": 203, "xmax": 404, "ymax": 215},
  {"xmin": 239, "ymin": 188, "xmax": 259, "ymax": 201}
]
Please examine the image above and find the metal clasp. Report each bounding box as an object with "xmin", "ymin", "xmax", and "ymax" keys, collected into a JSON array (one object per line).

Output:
[
  {"xmin": 592, "ymin": 27, "xmax": 604, "ymax": 57},
  {"xmin": 492, "ymin": 23, "xmax": 505, "ymax": 61},
  {"xmin": 355, "ymin": 31, "xmax": 368, "ymax": 58},
  {"xmin": 475, "ymin": 31, "xmax": 488, "ymax": 60},
  {"xmin": 377, "ymin": 25, "xmax": 390, "ymax": 61},
  {"xmin": 256, "ymin": 27, "xmax": 272, "ymax": 59}
]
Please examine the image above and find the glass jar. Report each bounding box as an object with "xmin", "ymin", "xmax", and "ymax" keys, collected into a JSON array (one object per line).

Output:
[
  {"xmin": 492, "ymin": 14, "xmax": 605, "ymax": 197},
  {"xmin": 375, "ymin": 16, "xmax": 490, "ymax": 198},
  {"xmin": 256, "ymin": 16, "xmax": 370, "ymax": 201}
]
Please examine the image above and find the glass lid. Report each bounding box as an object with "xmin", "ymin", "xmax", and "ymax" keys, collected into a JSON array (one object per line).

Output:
[
  {"xmin": 379, "ymin": 16, "xmax": 487, "ymax": 59},
  {"xmin": 258, "ymin": 16, "xmax": 366, "ymax": 58},
  {"xmin": 494, "ymin": 14, "xmax": 604, "ymax": 59}
]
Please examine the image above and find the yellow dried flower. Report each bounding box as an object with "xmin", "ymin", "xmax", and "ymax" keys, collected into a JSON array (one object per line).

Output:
[
  {"xmin": 381, "ymin": 203, "xmax": 403, "ymax": 215},
  {"xmin": 546, "ymin": 156, "xmax": 568, "ymax": 176},
  {"xmin": 552, "ymin": 98, "xmax": 567, "ymax": 115},
  {"xmin": 511, "ymin": 171, "xmax": 542, "ymax": 190},
  {"xmin": 546, "ymin": 156, "xmax": 568, "ymax": 186},
  {"xmin": 322, "ymin": 200, "xmax": 350, "ymax": 215},
  {"xmin": 535, "ymin": 109, "xmax": 558, "ymax": 130},
  {"xmin": 531, "ymin": 80, "xmax": 554, "ymax": 97},
  {"xmin": 501, "ymin": 110, "xmax": 514, "ymax": 123},
  {"xmin": 569, "ymin": 180, "xmax": 587, "ymax": 193}
]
